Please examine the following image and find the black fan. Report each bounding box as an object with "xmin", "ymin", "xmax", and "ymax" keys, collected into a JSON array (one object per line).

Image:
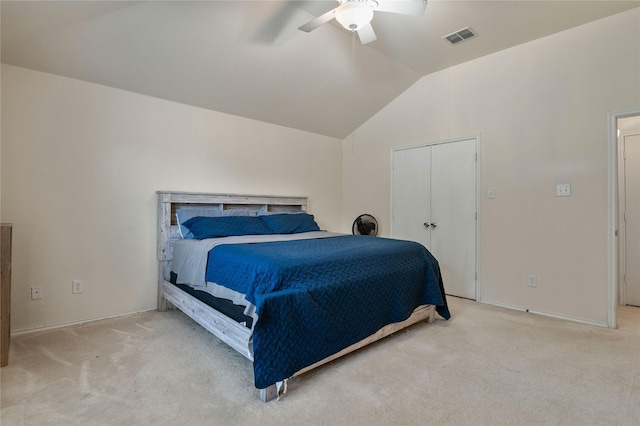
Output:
[{"xmin": 352, "ymin": 214, "xmax": 378, "ymax": 236}]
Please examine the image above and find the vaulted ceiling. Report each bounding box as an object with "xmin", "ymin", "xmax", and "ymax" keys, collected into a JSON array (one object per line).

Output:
[{"xmin": 2, "ymin": 1, "xmax": 638, "ymax": 139}]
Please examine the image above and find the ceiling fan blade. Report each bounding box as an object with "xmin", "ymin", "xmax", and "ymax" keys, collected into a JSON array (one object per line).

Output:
[
  {"xmin": 298, "ymin": 8, "xmax": 336, "ymax": 32},
  {"xmin": 357, "ymin": 23, "xmax": 377, "ymax": 45},
  {"xmin": 250, "ymin": 2, "xmax": 299, "ymax": 44},
  {"xmin": 374, "ymin": 0, "xmax": 427, "ymax": 16}
]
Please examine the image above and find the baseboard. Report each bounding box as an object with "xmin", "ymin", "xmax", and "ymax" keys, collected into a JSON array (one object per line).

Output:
[
  {"xmin": 11, "ymin": 308, "xmax": 158, "ymax": 336},
  {"xmin": 480, "ymin": 299, "xmax": 608, "ymax": 328}
]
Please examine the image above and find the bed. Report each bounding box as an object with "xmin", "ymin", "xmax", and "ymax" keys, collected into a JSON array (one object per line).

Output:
[{"xmin": 157, "ymin": 191, "xmax": 450, "ymax": 401}]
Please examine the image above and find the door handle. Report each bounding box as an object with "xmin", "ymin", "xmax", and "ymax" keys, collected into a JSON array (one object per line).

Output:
[
  {"xmin": 423, "ymin": 222, "xmax": 437, "ymax": 229},
  {"xmin": 430, "ymin": 222, "xmax": 437, "ymax": 228}
]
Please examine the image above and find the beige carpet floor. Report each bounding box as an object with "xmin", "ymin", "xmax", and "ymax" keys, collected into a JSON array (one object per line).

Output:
[{"xmin": 1, "ymin": 297, "xmax": 639, "ymax": 426}]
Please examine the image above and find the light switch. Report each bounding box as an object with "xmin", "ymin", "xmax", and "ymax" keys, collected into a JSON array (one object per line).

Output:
[
  {"xmin": 487, "ymin": 188, "xmax": 495, "ymax": 199},
  {"xmin": 556, "ymin": 184, "xmax": 571, "ymax": 197}
]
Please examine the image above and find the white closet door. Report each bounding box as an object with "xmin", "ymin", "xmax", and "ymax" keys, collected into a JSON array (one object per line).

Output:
[
  {"xmin": 624, "ymin": 133, "xmax": 640, "ymax": 306},
  {"xmin": 391, "ymin": 138, "xmax": 477, "ymax": 300},
  {"xmin": 392, "ymin": 145, "xmax": 431, "ymax": 248},
  {"xmin": 430, "ymin": 139, "xmax": 477, "ymax": 300}
]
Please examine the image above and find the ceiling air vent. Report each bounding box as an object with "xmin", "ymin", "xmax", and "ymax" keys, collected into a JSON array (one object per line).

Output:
[{"xmin": 443, "ymin": 27, "xmax": 477, "ymax": 45}]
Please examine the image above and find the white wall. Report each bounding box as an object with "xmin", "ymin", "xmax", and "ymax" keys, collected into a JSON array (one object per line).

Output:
[
  {"xmin": 343, "ymin": 9, "xmax": 640, "ymax": 325},
  {"xmin": 1, "ymin": 65, "xmax": 343, "ymax": 332}
]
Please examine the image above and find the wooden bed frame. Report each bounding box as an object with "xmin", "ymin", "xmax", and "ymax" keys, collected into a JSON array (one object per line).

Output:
[{"xmin": 157, "ymin": 191, "xmax": 436, "ymax": 402}]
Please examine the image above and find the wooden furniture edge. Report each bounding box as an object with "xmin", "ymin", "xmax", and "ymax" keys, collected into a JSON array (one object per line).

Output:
[
  {"xmin": 162, "ymin": 280, "xmax": 253, "ymax": 360},
  {"xmin": 156, "ymin": 191, "xmax": 309, "ymax": 206},
  {"xmin": 1, "ymin": 224, "xmax": 12, "ymax": 367}
]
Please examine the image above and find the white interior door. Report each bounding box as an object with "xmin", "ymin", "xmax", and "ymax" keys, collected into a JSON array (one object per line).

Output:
[
  {"xmin": 392, "ymin": 138, "xmax": 477, "ymax": 300},
  {"xmin": 392, "ymin": 146, "xmax": 431, "ymax": 248},
  {"xmin": 623, "ymin": 133, "xmax": 640, "ymax": 306},
  {"xmin": 430, "ymin": 140, "xmax": 477, "ymax": 299}
]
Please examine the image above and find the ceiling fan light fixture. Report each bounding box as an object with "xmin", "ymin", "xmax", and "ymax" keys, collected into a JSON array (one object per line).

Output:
[{"xmin": 334, "ymin": 2, "xmax": 374, "ymax": 32}]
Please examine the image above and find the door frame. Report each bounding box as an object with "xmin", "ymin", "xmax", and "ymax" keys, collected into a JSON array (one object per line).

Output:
[
  {"xmin": 608, "ymin": 108, "xmax": 640, "ymax": 328},
  {"xmin": 618, "ymin": 127, "xmax": 640, "ymax": 306},
  {"xmin": 390, "ymin": 135, "xmax": 481, "ymax": 300}
]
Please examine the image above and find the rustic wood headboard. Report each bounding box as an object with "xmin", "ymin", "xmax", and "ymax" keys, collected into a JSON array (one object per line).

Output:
[
  {"xmin": 156, "ymin": 191, "xmax": 308, "ymax": 260},
  {"xmin": 156, "ymin": 191, "xmax": 308, "ymax": 308}
]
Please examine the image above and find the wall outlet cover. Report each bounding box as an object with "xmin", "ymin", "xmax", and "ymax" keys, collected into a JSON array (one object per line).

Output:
[{"xmin": 556, "ymin": 184, "xmax": 571, "ymax": 197}]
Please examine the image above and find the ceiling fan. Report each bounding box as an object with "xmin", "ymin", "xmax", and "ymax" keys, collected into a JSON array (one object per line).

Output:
[{"xmin": 298, "ymin": 0, "xmax": 427, "ymax": 45}]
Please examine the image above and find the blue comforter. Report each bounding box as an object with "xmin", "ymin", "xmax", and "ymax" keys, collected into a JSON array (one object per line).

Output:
[{"xmin": 205, "ymin": 234, "xmax": 450, "ymax": 389}]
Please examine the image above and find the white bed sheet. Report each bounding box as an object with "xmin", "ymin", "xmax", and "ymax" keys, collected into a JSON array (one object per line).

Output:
[{"xmin": 170, "ymin": 231, "xmax": 342, "ymax": 319}]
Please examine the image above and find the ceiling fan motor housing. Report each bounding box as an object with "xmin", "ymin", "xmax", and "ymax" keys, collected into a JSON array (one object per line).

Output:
[
  {"xmin": 335, "ymin": 1, "xmax": 375, "ymax": 31},
  {"xmin": 298, "ymin": 0, "xmax": 426, "ymax": 45}
]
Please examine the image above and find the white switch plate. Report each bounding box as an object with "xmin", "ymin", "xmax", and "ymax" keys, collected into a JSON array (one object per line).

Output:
[
  {"xmin": 556, "ymin": 184, "xmax": 571, "ymax": 197},
  {"xmin": 72, "ymin": 280, "xmax": 83, "ymax": 294},
  {"xmin": 487, "ymin": 188, "xmax": 495, "ymax": 199}
]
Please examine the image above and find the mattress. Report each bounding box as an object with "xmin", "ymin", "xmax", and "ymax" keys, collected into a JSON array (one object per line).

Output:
[{"xmin": 171, "ymin": 231, "xmax": 338, "ymax": 320}]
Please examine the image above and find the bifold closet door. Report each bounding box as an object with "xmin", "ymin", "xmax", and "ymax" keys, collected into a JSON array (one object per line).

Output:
[{"xmin": 392, "ymin": 138, "xmax": 477, "ymax": 300}]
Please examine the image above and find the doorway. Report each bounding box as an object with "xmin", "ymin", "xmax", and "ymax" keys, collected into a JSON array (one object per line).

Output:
[
  {"xmin": 608, "ymin": 108, "xmax": 640, "ymax": 328},
  {"xmin": 618, "ymin": 116, "xmax": 640, "ymax": 307}
]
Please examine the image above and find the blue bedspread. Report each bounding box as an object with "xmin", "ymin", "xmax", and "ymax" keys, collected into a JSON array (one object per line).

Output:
[{"xmin": 205, "ymin": 234, "xmax": 450, "ymax": 389}]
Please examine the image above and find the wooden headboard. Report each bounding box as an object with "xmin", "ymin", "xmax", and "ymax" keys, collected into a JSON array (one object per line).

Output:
[{"xmin": 156, "ymin": 191, "xmax": 308, "ymax": 261}]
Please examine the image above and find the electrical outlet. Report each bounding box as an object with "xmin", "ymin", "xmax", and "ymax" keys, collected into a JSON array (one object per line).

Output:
[
  {"xmin": 72, "ymin": 280, "xmax": 83, "ymax": 294},
  {"xmin": 556, "ymin": 184, "xmax": 571, "ymax": 197},
  {"xmin": 31, "ymin": 287, "xmax": 42, "ymax": 300},
  {"xmin": 528, "ymin": 275, "xmax": 537, "ymax": 288}
]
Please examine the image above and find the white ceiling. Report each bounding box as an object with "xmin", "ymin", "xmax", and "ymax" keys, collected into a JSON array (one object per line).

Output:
[{"xmin": 2, "ymin": 1, "xmax": 638, "ymax": 139}]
